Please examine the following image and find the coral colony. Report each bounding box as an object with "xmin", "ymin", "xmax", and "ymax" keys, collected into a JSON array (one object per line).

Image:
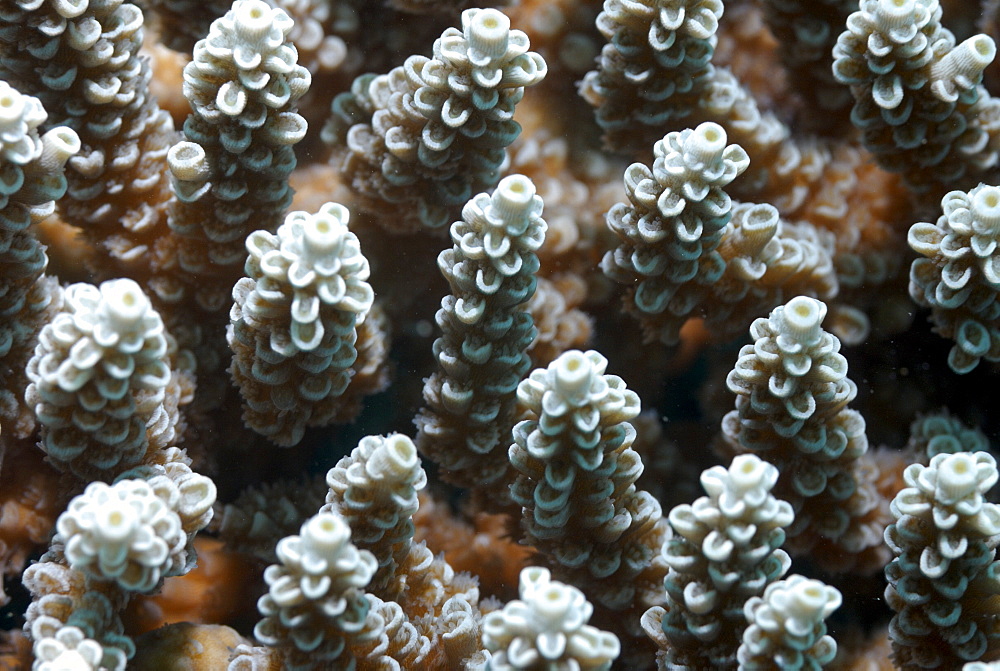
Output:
[{"xmin": 8, "ymin": 0, "xmax": 1000, "ymax": 668}]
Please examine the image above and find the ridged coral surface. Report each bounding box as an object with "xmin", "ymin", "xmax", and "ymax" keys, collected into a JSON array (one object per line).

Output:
[
  {"xmin": 56, "ymin": 479, "xmax": 188, "ymax": 593},
  {"xmin": 580, "ymin": 0, "xmax": 724, "ymax": 152},
  {"xmin": 509, "ymin": 349, "xmax": 667, "ymax": 617},
  {"xmin": 25, "ymin": 279, "xmax": 172, "ymax": 479},
  {"xmin": 228, "ymin": 201, "xmax": 375, "ymax": 446},
  {"xmin": 330, "ymin": 7, "xmax": 547, "ymax": 231},
  {"xmin": 602, "ymin": 122, "xmax": 749, "ymax": 345},
  {"xmin": 416, "ymin": 173, "xmax": 546, "ymax": 490},
  {"xmin": 0, "ymin": 80, "xmax": 77, "ymax": 438},
  {"xmin": 482, "ymin": 566, "xmax": 620, "ymax": 670},
  {"xmin": 253, "ymin": 512, "xmax": 378, "ymax": 668},
  {"xmin": 884, "ymin": 451, "xmax": 1000, "ymax": 669},
  {"xmin": 909, "ymin": 183, "xmax": 1000, "ymax": 373},
  {"xmin": 832, "ymin": 0, "xmax": 1000, "ymax": 192},
  {"xmin": 737, "ymin": 574, "xmax": 841, "ymax": 670},
  {"xmin": 166, "ymin": 0, "xmax": 311, "ymax": 312},
  {"xmin": 722, "ymin": 296, "xmax": 889, "ymax": 573},
  {"xmin": 648, "ymin": 454, "xmax": 794, "ymax": 669}
]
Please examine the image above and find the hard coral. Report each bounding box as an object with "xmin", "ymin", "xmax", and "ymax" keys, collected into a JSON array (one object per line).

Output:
[{"xmin": 3, "ymin": 1, "xmax": 1000, "ymax": 670}]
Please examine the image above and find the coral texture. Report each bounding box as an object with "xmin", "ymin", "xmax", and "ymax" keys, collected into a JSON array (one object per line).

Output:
[
  {"xmin": 721, "ymin": 296, "xmax": 889, "ymax": 573},
  {"xmin": 253, "ymin": 511, "xmax": 378, "ymax": 669},
  {"xmin": 509, "ymin": 349, "xmax": 667, "ymax": 617},
  {"xmin": 644, "ymin": 454, "xmax": 794, "ymax": 669},
  {"xmin": 5, "ymin": 0, "xmax": 1000, "ymax": 669},
  {"xmin": 482, "ymin": 566, "xmax": 621, "ymax": 670},
  {"xmin": 56, "ymin": 479, "xmax": 189, "ymax": 593},
  {"xmin": 321, "ymin": 432, "xmax": 427, "ymax": 596},
  {"xmin": 228, "ymin": 201, "xmax": 377, "ymax": 446},
  {"xmin": 25, "ymin": 279, "xmax": 172, "ymax": 480},
  {"xmin": 0, "ymin": 0, "xmax": 177, "ymax": 281},
  {"xmin": 884, "ymin": 451, "xmax": 1000, "ymax": 669},
  {"xmin": 579, "ymin": 0, "xmax": 724, "ymax": 153},
  {"xmin": 909, "ymin": 183, "xmax": 1000, "ymax": 373},
  {"xmin": 737, "ymin": 574, "xmax": 841, "ymax": 670},
  {"xmin": 602, "ymin": 122, "xmax": 749, "ymax": 345},
  {"xmin": 415, "ymin": 173, "xmax": 546, "ymax": 492},
  {"xmin": 165, "ymin": 0, "xmax": 311, "ymax": 313},
  {"xmin": 832, "ymin": 0, "xmax": 1000, "ymax": 193},
  {"xmin": 327, "ymin": 7, "xmax": 547, "ymax": 231},
  {"xmin": 0, "ymin": 80, "xmax": 78, "ymax": 437}
]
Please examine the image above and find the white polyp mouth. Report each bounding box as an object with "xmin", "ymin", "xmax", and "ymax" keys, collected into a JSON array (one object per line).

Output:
[
  {"xmin": 875, "ymin": 0, "xmax": 918, "ymax": 34},
  {"xmin": 0, "ymin": 90, "xmax": 24, "ymax": 122},
  {"xmin": 782, "ymin": 296, "xmax": 823, "ymax": 335},
  {"xmin": 303, "ymin": 512, "xmax": 349, "ymax": 552},
  {"xmin": 936, "ymin": 453, "xmax": 978, "ymax": 501},
  {"xmin": 100, "ymin": 504, "xmax": 137, "ymax": 542},
  {"xmin": 468, "ymin": 8, "xmax": 511, "ymax": 59},
  {"xmin": 558, "ymin": 351, "xmax": 587, "ymax": 381},
  {"xmin": 303, "ymin": 215, "xmax": 340, "ymax": 254},
  {"xmin": 534, "ymin": 584, "xmax": 572, "ymax": 619},
  {"xmin": 499, "ymin": 175, "xmax": 533, "ymax": 206},
  {"xmin": 386, "ymin": 434, "xmax": 417, "ymax": 465},
  {"xmin": 234, "ymin": 0, "xmax": 273, "ymax": 43},
  {"xmin": 491, "ymin": 174, "xmax": 537, "ymax": 223},
  {"xmin": 168, "ymin": 142, "xmax": 208, "ymax": 181},
  {"xmin": 103, "ymin": 279, "xmax": 149, "ymax": 328},
  {"xmin": 551, "ymin": 350, "xmax": 598, "ymax": 405},
  {"xmin": 698, "ymin": 123, "xmax": 725, "ymax": 152},
  {"xmin": 686, "ymin": 122, "xmax": 727, "ymax": 165},
  {"xmin": 729, "ymin": 454, "xmax": 764, "ymax": 489},
  {"xmin": 879, "ymin": 0, "xmax": 913, "ymax": 17},
  {"xmin": 972, "ymin": 35, "xmax": 997, "ymax": 60},
  {"xmin": 473, "ymin": 9, "xmax": 510, "ymax": 41},
  {"xmin": 973, "ymin": 186, "xmax": 1000, "ymax": 222}
]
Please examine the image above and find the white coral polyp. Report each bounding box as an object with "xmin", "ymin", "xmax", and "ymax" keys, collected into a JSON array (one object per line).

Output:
[
  {"xmin": 702, "ymin": 454, "xmax": 785, "ymax": 520},
  {"xmin": 940, "ymin": 184, "xmax": 1000, "ymax": 285},
  {"xmin": 679, "ymin": 122, "xmax": 728, "ymax": 173},
  {"xmin": 465, "ymin": 8, "xmax": 511, "ymax": 62},
  {"xmin": 450, "ymin": 174, "xmax": 546, "ymax": 287},
  {"xmin": 266, "ymin": 512, "xmax": 377, "ymax": 607},
  {"xmin": 0, "ymin": 81, "xmax": 46, "ymax": 165},
  {"xmin": 43, "ymin": 280, "xmax": 169, "ymax": 393},
  {"xmin": 483, "ymin": 567, "xmax": 620, "ymax": 670},
  {"xmin": 339, "ymin": 433, "xmax": 426, "ymax": 493},
  {"xmin": 93, "ymin": 279, "xmax": 155, "ymax": 343},
  {"xmin": 57, "ymin": 479, "xmax": 186, "ymax": 593},
  {"xmin": 547, "ymin": 350, "xmax": 606, "ymax": 411},
  {"xmin": 187, "ymin": 0, "xmax": 308, "ymax": 119},
  {"xmin": 776, "ymin": 296, "xmax": 826, "ymax": 350},
  {"xmin": 898, "ymin": 452, "xmax": 1000, "ymax": 534},
  {"xmin": 488, "ymin": 174, "xmax": 541, "ymax": 239},
  {"xmin": 969, "ymin": 184, "xmax": 1000, "ymax": 239},
  {"xmin": 867, "ymin": 0, "xmax": 933, "ymax": 44},
  {"xmin": 761, "ymin": 576, "xmax": 841, "ymax": 637},
  {"xmin": 652, "ymin": 124, "xmax": 749, "ymax": 218},
  {"xmin": 243, "ymin": 202, "xmax": 374, "ymax": 351},
  {"xmin": 32, "ymin": 626, "xmax": 109, "ymax": 671},
  {"xmin": 742, "ymin": 574, "xmax": 840, "ymax": 658}
]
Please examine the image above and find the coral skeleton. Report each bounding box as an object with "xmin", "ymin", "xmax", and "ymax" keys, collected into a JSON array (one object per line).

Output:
[
  {"xmin": 737, "ymin": 574, "xmax": 842, "ymax": 670},
  {"xmin": 415, "ymin": 173, "xmax": 546, "ymax": 493}
]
